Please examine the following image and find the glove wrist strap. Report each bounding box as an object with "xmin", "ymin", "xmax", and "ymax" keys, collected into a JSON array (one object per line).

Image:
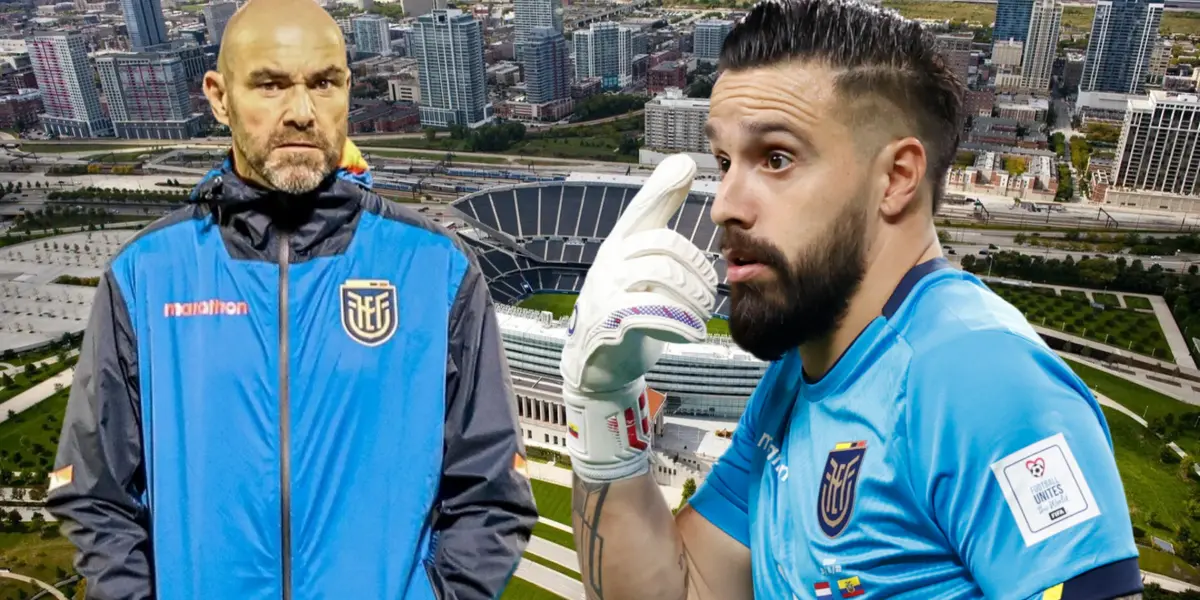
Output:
[{"xmin": 563, "ymin": 378, "xmax": 653, "ymax": 483}]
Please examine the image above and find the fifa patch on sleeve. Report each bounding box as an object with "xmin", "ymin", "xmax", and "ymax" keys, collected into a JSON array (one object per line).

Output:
[
  {"xmin": 990, "ymin": 433, "xmax": 1101, "ymax": 547},
  {"xmin": 48, "ymin": 465, "xmax": 73, "ymax": 492}
]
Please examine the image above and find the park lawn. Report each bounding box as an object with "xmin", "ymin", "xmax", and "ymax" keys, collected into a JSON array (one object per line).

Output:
[
  {"xmin": 523, "ymin": 552, "xmax": 582, "ymax": 581},
  {"xmin": 1163, "ymin": 12, "xmax": 1200, "ymax": 37},
  {"xmin": 532, "ymin": 479, "xmax": 572, "ymax": 525},
  {"xmin": 1125, "ymin": 295, "xmax": 1154, "ymax": 310},
  {"xmin": 882, "ymin": 0, "xmax": 994, "ymax": 24},
  {"xmin": 1093, "ymin": 292, "xmax": 1120, "ymax": 307},
  {"xmin": 989, "ymin": 284, "xmax": 1174, "ymax": 361},
  {"xmin": 1104, "ymin": 406, "xmax": 1200, "ymax": 540},
  {"xmin": 0, "ymin": 389, "xmax": 67, "ymax": 472},
  {"xmin": 0, "ymin": 528, "xmax": 77, "ymax": 599},
  {"xmin": 501, "ymin": 576, "xmax": 565, "ymax": 600},
  {"xmin": 1139, "ymin": 545, "xmax": 1200, "ymax": 585},
  {"xmin": 84, "ymin": 149, "xmax": 166, "ymax": 163},
  {"xmin": 516, "ymin": 293, "xmax": 731, "ymax": 336},
  {"xmin": 532, "ymin": 522, "xmax": 575, "ymax": 549}
]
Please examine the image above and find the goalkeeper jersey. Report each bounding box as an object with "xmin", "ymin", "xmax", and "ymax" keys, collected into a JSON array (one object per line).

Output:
[{"xmin": 689, "ymin": 258, "xmax": 1141, "ymax": 600}]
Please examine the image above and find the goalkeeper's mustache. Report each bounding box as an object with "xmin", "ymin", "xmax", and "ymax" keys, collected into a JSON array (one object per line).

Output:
[{"xmin": 719, "ymin": 227, "xmax": 788, "ymax": 273}]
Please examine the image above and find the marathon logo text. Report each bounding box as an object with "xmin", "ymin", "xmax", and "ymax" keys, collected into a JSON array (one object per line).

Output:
[{"xmin": 164, "ymin": 300, "xmax": 250, "ymax": 318}]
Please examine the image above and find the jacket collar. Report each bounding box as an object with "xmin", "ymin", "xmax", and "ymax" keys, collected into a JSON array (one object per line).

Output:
[
  {"xmin": 189, "ymin": 138, "xmax": 375, "ymax": 205},
  {"xmin": 188, "ymin": 139, "xmax": 374, "ymax": 261}
]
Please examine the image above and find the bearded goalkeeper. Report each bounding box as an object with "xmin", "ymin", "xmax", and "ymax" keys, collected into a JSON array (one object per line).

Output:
[{"xmin": 558, "ymin": 1, "xmax": 1141, "ymax": 599}]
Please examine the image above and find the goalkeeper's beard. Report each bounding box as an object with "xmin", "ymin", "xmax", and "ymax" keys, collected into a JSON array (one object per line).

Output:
[{"xmin": 724, "ymin": 200, "xmax": 868, "ymax": 363}]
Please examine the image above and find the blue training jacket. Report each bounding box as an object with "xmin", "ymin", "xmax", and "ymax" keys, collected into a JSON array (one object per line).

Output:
[{"xmin": 45, "ymin": 149, "xmax": 538, "ymax": 600}]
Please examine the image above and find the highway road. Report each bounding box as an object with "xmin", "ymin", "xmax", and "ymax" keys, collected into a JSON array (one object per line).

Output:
[{"xmin": 942, "ymin": 228, "xmax": 1200, "ymax": 271}]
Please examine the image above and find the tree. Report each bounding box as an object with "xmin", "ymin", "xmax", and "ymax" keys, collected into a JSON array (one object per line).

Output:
[{"xmin": 7, "ymin": 509, "xmax": 22, "ymax": 529}]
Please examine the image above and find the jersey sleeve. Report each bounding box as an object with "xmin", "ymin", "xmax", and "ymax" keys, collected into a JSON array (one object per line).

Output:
[
  {"xmin": 905, "ymin": 330, "xmax": 1139, "ymax": 599},
  {"xmin": 688, "ymin": 360, "xmax": 785, "ymax": 548}
]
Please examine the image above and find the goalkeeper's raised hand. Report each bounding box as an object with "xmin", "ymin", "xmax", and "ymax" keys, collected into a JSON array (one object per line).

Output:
[{"xmin": 560, "ymin": 154, "xmax": 718, "ymax": 483}]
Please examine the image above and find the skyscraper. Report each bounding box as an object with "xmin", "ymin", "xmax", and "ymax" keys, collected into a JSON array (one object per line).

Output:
[
  {"xmin": 120, "ymin": 0, "xmax": 168, "ymax": 51},
  {"xmin": 353, "ymin": 14, "xmax": 393, "ymax": 56},
  {"xmin": 1113, "ymin": 91, "xmax": 1200, "ymax": 195},
  {"xmin": 574, "ymin": 21, "xmax": 633, "ymax": 90},
  {"xmin": 28, "ymin": 33, "xmax": 111, "ymax": 137},
  {"xmin": 203, "ymin": 2, "xmax": 237, "ymax": 47},
  {"xmin": 412, "ymin": 8, "xmax": 492, "ymax": 128},
  {"xmin": 513, "ymin": 0, "xmax": 562, "ymax": 64},
  {"xmin": 1021, "ymin": 0, "xmax": 1062, "ymax": 90},
  {"xmin": 1080, "ymin": 0, "xmax": 1164, "ymax": 94},
  {"xmin": 96, "ymin": 50, "xmax": 203, "ymax": 139},
  {"xmin": 994, "ymin": 0, "xmax": 1035, "ymax": 45},
  {"xmin": 525, "ymin": 27, "xmax": 570, "ymax": 104},
  {"xmin": 693, "ymin": 19, "xmax": 732, "ymax": 63},
  {"xmin": 934, "ymin": 33, "xmax": 973, "ymax": 86}
]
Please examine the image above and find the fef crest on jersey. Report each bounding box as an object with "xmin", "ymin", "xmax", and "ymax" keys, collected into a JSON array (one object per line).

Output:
[
  {"xmin": 818, "ymin": 441, "xmax": 867, "ymax": 538},
  {"xmin": 340, "ymin": 279, "xmax": 399, "ymax": 347}
]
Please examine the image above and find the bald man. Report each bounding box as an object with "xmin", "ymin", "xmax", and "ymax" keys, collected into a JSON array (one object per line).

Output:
[{"xmin": 44, "ymin": 1, "xmax": 538, "ymax": 598}]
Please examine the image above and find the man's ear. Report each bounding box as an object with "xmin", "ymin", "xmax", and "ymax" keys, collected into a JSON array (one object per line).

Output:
[
  {"xmin": 877, "ymin": 136, "xmax": 928, "ymax": 219},
  {"xmin": 203, "ymin": 70, "xmax": 231, "ymax": 126}
]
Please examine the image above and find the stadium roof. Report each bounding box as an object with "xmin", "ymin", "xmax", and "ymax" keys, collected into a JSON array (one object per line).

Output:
[{"xmin": 564, "ymin": 172, "xmax": 722, "ymax": 195}]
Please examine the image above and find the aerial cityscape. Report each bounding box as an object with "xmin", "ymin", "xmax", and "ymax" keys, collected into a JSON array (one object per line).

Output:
[{"xmin": 0, "ymin": 0, "xmax": 1197, "ymax": 595}]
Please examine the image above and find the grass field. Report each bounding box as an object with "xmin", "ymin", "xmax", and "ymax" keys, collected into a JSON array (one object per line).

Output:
[
  {"xmin": 1103, "ymin": 406, "xmax": 1200, "ymax": 539},
  {"xmin": 532, "ymin": 479, "xmax": 572, "ymax": 525},
  {"xmin": 18, "ymin": 143, "xmax": 154, "ymax": 154},
  {"xmin": 1139, "ymin": 545, "xmax": 1200, "ymax": 585},
  {"xmin": 516, "ymin": 293, "xmax": 732, "ymax": 336},
  {"xmin": 501, "ymin": 576, "xmax": 565, "ymax": 600},
  {"xmin": 1125, "ymin": 295, "xmax": 1154, "ymax": 311},
  {"xmin": 0, "ymin": 528, "xmax": 76, "ymax": 600},
  {"xmin": 0, "ymin": 389, "xmax": 67, "ymax": 472},
  {"xmin": 989, "ymin": 284, "xmax": 1173, "ymax": 360},
  {"xmin": 881, "ymin": 0, "xmax": 1200, "ymax": 36},
  {"xmin": 1093, "ymin": 292, "xmax": 1120, "ymax": 307}
]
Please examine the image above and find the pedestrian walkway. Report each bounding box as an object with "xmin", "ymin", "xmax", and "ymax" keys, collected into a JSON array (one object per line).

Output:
[
  {"xmin": 527, "ymin": 537, "xmax": 580, "ymax": 572},
  {"xmin": 0, "ymin": 368, "xmax": 73, "ymax": 426},
  {"xmin": 538, "ymin": 516, "xmax": 572, "ymax": 533},
  {"xmin": 1062, "ymin": 351, "xmax": 1200, "ymax": 407},
  {"xmin": 514, "ymin": 559, "xmax": 583, "ymax": 599}
]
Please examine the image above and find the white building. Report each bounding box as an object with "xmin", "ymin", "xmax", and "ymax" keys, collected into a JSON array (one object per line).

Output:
[
  {"xmin": 1020, "ymin": 0, "xmax": 1061, "ymax": 91},
  {"xmin": 1112, "ymin": 90, "xmax": 1200, "ymax": 197},
  {"xmin": 412, "ymin": 9, "xmax": 492, "ymax": 128},
  {"xmin": 693, "ymin": 19, "xmax": 732, "ymax": 63},
  {"xmin": 28, "ymin": 33, "xmax": 111, "ymax": 138},
  {"xmin": 353, "ymin": 14, "xmax": 393, "ymax": 56},
  {"xmin": 512, "ymin": 0, "xmax": 562, "ymax": 64},
  {"xmin": 644, "ymin": 88, "xmax": 709, "ymax": 154},
  {"xmin": 573, "ymin": 21, "xmax": 634, "ymax": 90}
]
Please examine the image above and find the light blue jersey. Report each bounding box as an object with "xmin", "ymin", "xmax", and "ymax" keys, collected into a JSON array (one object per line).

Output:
[{"xmin": 690, "ymin": 259, "xmax": 1140, "ymax": 600}]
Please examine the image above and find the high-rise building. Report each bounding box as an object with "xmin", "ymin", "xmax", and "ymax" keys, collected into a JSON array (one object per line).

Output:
[
  {"xmin": 203, "ymin": 2, "xmax": 238, "ymax": 46},
  {"xmin": 412, "ymin": 8, "xmax": 492, "ymax": 128},
  {"xmin": 1020, "ymin": 0, "xmax": 1062, "ymax": 90},
  {"xmin": 353, "ymin": 14, "xmax": 393, "ymax": 56},
  {"xmin": 994, "ymin": 0, "xmax": 1035, "ymax": 45},
  {"xmin": 934, "ymin": 33, "xmax": 973, "ymax": 85},
  {"xmin": 120, "ymin": 0, "xmax": 168, "ymax": 51},
  {"xmin": 1113, "ymin": 91, "xmax": 1200, "ymax": 195},
  {"xmin": 513, "ymin": 0, "xmax": 562, "ymax": 64},
  {"xmin": 28, "ymin": 33, "xmax": 111, "ymax": 137},
  {"xmin": 1148, "ymin": 38, "xmax": 1172, "ymax": 86},
  {"xmin": 693, "ymin": 19, "xmax": 732, "ymax": 63},
  {"xmin": 1080, "ymin": 0, "xmax": 1164, "ymax": 95},
  {"xmin": 96, "ymin": 50, "xmax": 204, "ymax": 139},
  {"xmin": 525, "ymin": 27, "xmax": 570, "ymax": 104},
  {"xmin": 644, "ymin": 88, "xmax": 709, "ymax": 153},
  {"xmin": 573, "ymin": 21, "xmax": 633, "ymax": 90}
]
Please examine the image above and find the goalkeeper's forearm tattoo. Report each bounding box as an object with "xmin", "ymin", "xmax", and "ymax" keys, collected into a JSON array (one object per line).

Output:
[{"xmin": 573, "ymin": 478, "xmax": 610, "ymax": 599}]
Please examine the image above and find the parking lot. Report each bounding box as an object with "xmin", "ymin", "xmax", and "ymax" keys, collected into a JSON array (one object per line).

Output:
[{"xmin": 0, "ymin": 230, "xmax": 135, "ymax": 353}]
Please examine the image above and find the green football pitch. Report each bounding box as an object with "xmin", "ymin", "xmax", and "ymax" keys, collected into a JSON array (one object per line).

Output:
[{"xmin": 515, "ymin": 293, "xmax": 731, "ymax": 336}]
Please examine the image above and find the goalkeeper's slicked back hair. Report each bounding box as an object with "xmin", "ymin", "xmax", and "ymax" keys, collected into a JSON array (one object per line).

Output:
[{"xmin": 719, "ymin": 0, "xmax": 965, "ymax": 211}]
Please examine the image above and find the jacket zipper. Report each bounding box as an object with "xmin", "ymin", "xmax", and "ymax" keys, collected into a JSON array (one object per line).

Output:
[{"xmin": 278, "ymin": 231, "xmax": 293, "ymax": 600}]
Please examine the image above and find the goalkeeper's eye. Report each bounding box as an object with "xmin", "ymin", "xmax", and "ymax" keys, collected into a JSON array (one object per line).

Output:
[
  {"xmin": 716, "ymin": 156, "xmax": 731, "ymax": 173},
  {"xmin": 766, "ymin": 152, "xmax": 793, "ymax": 171}
]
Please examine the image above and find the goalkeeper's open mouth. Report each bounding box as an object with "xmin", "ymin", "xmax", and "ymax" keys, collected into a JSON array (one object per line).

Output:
[{"xmin": 724, "ymin": 249, "xmax": 770, "ymax": 283}]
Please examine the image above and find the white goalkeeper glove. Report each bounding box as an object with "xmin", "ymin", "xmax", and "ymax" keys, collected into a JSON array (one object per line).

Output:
[{"xmin": 559, "ymin": 154, "xmax": 718, "ymax": 483}]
